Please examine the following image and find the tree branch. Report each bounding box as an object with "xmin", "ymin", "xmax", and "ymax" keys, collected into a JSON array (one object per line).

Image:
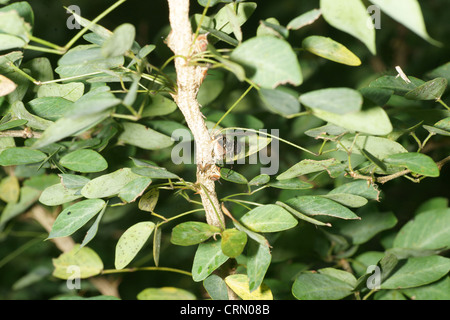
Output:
[{"xmin": 165, "ymin": 0, "xmax": 225, "ymax": 229}]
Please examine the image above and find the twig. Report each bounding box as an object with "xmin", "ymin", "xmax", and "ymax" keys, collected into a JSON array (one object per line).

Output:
[{"xmin": 165, "ymin": 0, "xmax": 225, "ymax": 229}]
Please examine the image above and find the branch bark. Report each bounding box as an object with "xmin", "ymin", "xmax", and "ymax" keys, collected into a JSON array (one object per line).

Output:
[{"xmin": 166, "ymin": 0, "xmax": 225, "ymax": 229}]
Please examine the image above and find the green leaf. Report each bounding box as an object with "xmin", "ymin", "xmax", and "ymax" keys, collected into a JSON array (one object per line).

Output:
[
  {"xmin": 192, "ymin": 239, "xmax": 229, "ymax": 282},
  {"xmin": 329, "ymin": 180, "xmax": 380, "ymax": 201},
  {"xmin": 338, "ymin": 136, "xmax": 408, "ymax": 160},
  {"xmin": 37, "ymin": 82, "xmax": 84, "ymax": 102},
  {"xmin": 232, "ymin": 220, "xmax": 270, "ymax": 248},
  {"xmin": 248, "ymin": 174, "xmax": 270, "ymax": 186},
  {"xmin": 427, "ymin": 62, "xmax": 450, "ymax": 83},
  {"xmin": 131, "ymin": 166, "xmax": 179, "ymax": 180},
  {"xmin": 0, "ymin": 10, "xmax": 31, "ymax": 41},
  {"xmin": 10, "ymin": 100, "xmax": 52, "ymax": 131},
  {"xmin": 0, "ymin": 2, "xmax": 34, "ymax": 27},
  {"xmin": 59, "ymin": 174, "xmax": 90, "ymax": 189},
  {"xmin": 27, "ymin": 97, "xmax": 74, "ymax": 121},
  {"xmin": 402, "ymin": 276, "xmax": 450, "ymax": 300},
  {"xmin": 221, "ymin": 228, "xmax": 247, "ymax": 258},
  {"xmin": 214, "ymin": 2, "xmax": 257, "ymax": 35},
  {"xmin": 285, "ymin": 196, "xmax": 360, "ymax": 220},
  {"xmin": 268, "ymin": 179, "xmax": 313, "ymax": 190},
  {"xmin": 171, "ymin": 222, "xmax": 221, "ymax": 246},
  {"xmin": 118, "ymin": 122, "xmax": 173, "ymax": 150},
  {"xmin": 0, "ymin": 147, "xmax": 46, "ymax": 166},
  {"xmin": 302, "ymin": 36, "xmax": 361, "ymax": 66},
  {"xmin": 404, "ymin": 77, "xmax": 447, "ymax": 101},
  {"xmin": 197, "ymin": 71, "xmax": 225, "ymax": 106},
  {"xmin": 277, "ymin": 158, "xmax": 342, "ymax": 180},
  {"xmin": 102, "ymin": 23, "xmax": 135, "ymax": 57},
  {"xmin": 415, "ymin": 197, "xmax": 448, "ymax": 215},
  {"xmin": 60, "ymin": 149, "xmax": 108, "ymax": 173},
  {"xmin": 225, "ymin": 274, "xmax": 273, "ymax": 300},
  {"xmin": 39, "ymin": 183, "xmax": 83, "ymax": 206},
  {"xmin": 300, "ymin": 88, "xmax": 363, "ymax": 114},
  {"xmin": 259, "ymin": 88, "xmax": 300, "ymax": 117},
  {"xmin": 0, "ymin": 119, "xmax": 26, "ymax": 131},
  {"xmin": 64, "ymin": 86, "xmax": 121, "ymax": 118},
  {"xmin": 80, "ymin": 203, "xmax": 107, "ymax": 249},
  {"xmin": 321, "ymin": 193, "xmax": 368, "ymax": 208},
  {"xmin": 393, "ymin": 208, "xmax": 450, "ymax": 250},
  {"xmin": 118, "ymin": 177, "xmax": 152, "ymax": 203},
  {"xmin": 276, "ymin": 201, "xmax": 332, "ymax": 227},
  {"xmin": 0, "ymin": 34, "xmax": 26, "ymax": 51},
  {"xmin": 81, "ymin": 168, "xmax": 142, "ymax": 199},
  {"xmin": 292, "ymin": 271, "xmax": 354, "ymax": 300},
  {"xmin": 220, "ymin": 168, "xmax": 248, "ymax": 184},
  {"xmin": 320, "ymin": 0, "xmax": 376, "ymax": 54},
  {"xmin": 369, "ymin": 0, "xmax": 441, "ymax": 46},
  {"xmin": 203, "ymin": 275, "xmax": 229, "ymax": 300},
  {"xmin": 287, "ymin": 8, "xmax": 322, "ymax": 30},
  {"xmin": 47, "ymin": 199, "xmax": 106, "ymax": 239},
  {"xmin": 384, "ymin": 152, "xmax": 439, "ymax": 177},
  {"xmin": 257, "ymin": 18, "xmax": 289, "ymax": 39},
  {"xmin": 369, "ymin": 75, "xmax": 424, "ymax": 95},
  {"xmin": 137, "ymin": 287, "xmax": 196, "ymax": 300},
  {"xmin": 247, "ymin": 239, "xmax": 271, "ymax": 292},
  {"xmin": 240, "ymin": 204, "xmax": 298, "ymax": 233},
  {"xmin": 331, "ymin": 206, "xmax": 397, "ymax": 244},
  {"xmin": 311, "ymin": 106, "xmax": 393, "ymax": 135},
  {"xmin": 115, "ymin": 221, "xmax": 155, "ymax": 270},
  {"xmin": 153, "ymin": 226, "xmax": 161, "ymax": 267},
  {"xmin": 32, "ymin": 110, "xmax": 110, "ymax": 149},
  {"xmin": 52, "ymin": 245, "xmax": 103, "ymax": 279},
  {"xmin": 55, "ymin": 45, "xmax": 124, "ymax": 78},
  {"xmin": 138, "ymin": 188, "xmax": 159, "ymax": 212},
  {"xmin": 381, "ymin": 256, "xmax": 450, "ymax": 289},
  {"xmin": 231, "ymin": 36, "xmax": 302, "ymax": 88}
]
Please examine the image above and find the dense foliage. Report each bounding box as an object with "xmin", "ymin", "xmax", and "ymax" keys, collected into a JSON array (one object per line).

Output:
[{"xmin": 0, "ymin": 0, "xmax": 449, "ymax": 300}]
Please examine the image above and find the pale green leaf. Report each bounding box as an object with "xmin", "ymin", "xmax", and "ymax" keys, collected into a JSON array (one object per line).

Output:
[
  {"xmin": 369, "ymin": 0, "xmax": 441, "ymax": 46},
  {"xmin": 137, "ymin": 287, "xmax": 196, "ymax": 300},
  {"xmin": 115, "ymin": 221, "xmax": 155, "ymax": 269},
  {"xmin": 240, "ymin": 204, "xmax": 298, "ymax": 232},
  {"xmin": 302, "ymin": 36, "xmax": 361, "ymax": 66},
  {"xmin": 287, "ymin": 8, "xmax": 322, "ymax": 30},
  {"xmin": 247, "ymin": 239, "xmax": 271, "ymax": 292},
  {"xmin": 81, "ymin": 167, "xmax": 142, "ymax": 199},
  {"xmin": 393, "ymin": 208, "xmax": 450, "ymax": 250},
  {"xmin": 118, "ymin": 122, "xmax": 173, "ymax": 150},
  {"xmin": 384, "ymin": 152, "xmax": 440, "ymax": 177},
  {"xmin": 47, "ymin": 199, "xmax": 106, "ymax": 239},
  {"xmin": 192, "ymin": 239, "xmax": 229, "ymax": 282},
  {"xmin": 312, "ymin": 107, "xmax": 393, "ymax": 135},
  {"xmin": 0, "ymin": 147, "xmax": 46, "ymax": 166},
  {"xmin": 285, "ymin": 196, "xmax": 360, "ymax": 220},
  {"xmin": 102, "ymin": 23, "xmax": 135, "ymax": 57},
  {"xmin": 60, "ymin": 149, "xmax": 108, "ymax": 173},
  {"xmin": 231, "ymin": 36, "xmax": 302, "ymax": 88},
  {"xmin": 39, "ymin": 183, "xmax": 83, "ymax": 206},
  {"xmin": 171, "ymin": 222, "xmax": 221, "ymax": 246},
  {"xmin": 320, "ymin": 0, "xmax": 376, "ymax": 54},
  {"xmin": 52, "ymin": 245, "xmax": 103, "ymax": 279},
  {"xmin": 381, "ymin": 256, "xmax": 450, "ymax": 289}
]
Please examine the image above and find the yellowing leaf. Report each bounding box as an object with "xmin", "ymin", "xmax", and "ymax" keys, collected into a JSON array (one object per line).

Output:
[
  {"xmin": 52, "ymin": 245, "xmax": 103, "ymax": 279},
  {"xmin": 225, "ymin": 274, "xmax": 273, "ymax": 300}
]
